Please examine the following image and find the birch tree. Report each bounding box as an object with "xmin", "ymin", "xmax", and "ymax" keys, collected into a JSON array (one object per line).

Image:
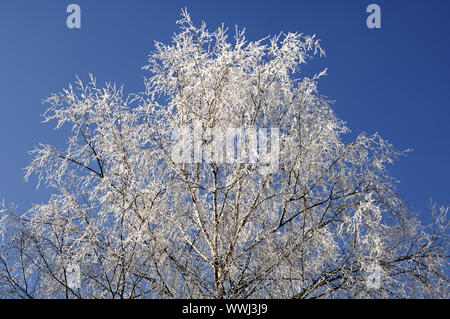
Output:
[{"xmin": 0, "ymin": 10, "xmax": 448, "ymax": 299}]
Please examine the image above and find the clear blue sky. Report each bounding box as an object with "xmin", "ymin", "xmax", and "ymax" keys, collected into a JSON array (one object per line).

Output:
[{"xmin": 0, "ymin": 0, "xmax": 449, "ymax": 224}]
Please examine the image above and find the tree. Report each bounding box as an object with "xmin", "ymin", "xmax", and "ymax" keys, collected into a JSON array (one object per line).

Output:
[{"xmin": 0, "ymin": 10, "xmax": 448, "ymax": 299}]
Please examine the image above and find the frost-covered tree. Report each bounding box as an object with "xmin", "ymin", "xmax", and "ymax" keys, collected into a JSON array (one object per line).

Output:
[{"xmin": 0, "ymin": 10, "xmax": 448, "ymax": 299}]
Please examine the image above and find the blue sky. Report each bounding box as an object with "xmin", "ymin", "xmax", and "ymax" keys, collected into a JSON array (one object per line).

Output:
[{"xmin": 0, "ymin": 0, "xmax": 449, "ymax": 225}]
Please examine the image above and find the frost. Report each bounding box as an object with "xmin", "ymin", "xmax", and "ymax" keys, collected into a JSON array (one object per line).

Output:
[{"xmin": 0, "ymin": 10, "xmax": 447, "ymax": 299}]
